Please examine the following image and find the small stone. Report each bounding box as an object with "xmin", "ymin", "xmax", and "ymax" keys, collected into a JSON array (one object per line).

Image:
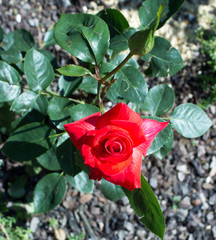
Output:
[
  {"xmin": 188, "ymin": 234, "xmax": 194, "ymax": 240},
  {"xmin": 149, "ymin": 177, "xmax": 157, "ymax": 189},
  {"xmin": 90, "ymin": 206, "xmax": 100, "ymax": 215},
  {"xmin": 176, "ymin": 164, "xmax": 189, "ymax": 174},
  {"xmin": 124, "ymin": 221, "xmax": 134, "ymax": 232},
  {"xmin": 30, "ymin": 217, "xmax": 40, "ymax": 232},
  {"xmin": 197, "ymin": 145, "xmax": 206, "ymax": 157},
  {"xmin": 62, "ymin": 199, "xmax": 76, "ymax": 210},
  {"xmin": 210, "ymin": 156, "xmax": 216, "ymax": 169},
  {"xmin": 177, "ymin": 209, "xmax": 188, "ymax": 222},
  {"xmin": 54, "ymin": 228, "xmax": 66, "ymax": 240},
  {"xmin": 206, "ymin": 212, "xmax": 214, "ymax": 221},
  {"xmin": 191, "ymin": 198, "xmax": 202, "ymax": 206},
  {"xmin": 209, "ymin": 194, "xmax": 216, "ymax": 205},
  {"xmin": 210, "ymin": 105, "xmax": 216, "ymax": 115},
  {"xmin": 137, "ymin": 229, "xmax": 146, "ymax": 238},
  {"xmin": 177, "ymin": 172, "xmax": 185, "ymax": 182},
  {"xmin": 202, "ymin": 182, "xmax": 214, "ymax": 190},
  {"xmin": 79, "ymin": 193, "xmax": 93, "ymax": 204},
  {"xmin": 212, "ymin": 226, "xmax": 216, "ymax": 238},
  {"xmin": 28, "ymin": 18, "xmax": 39, "ymax": 27},
  {"xmin": 179, "ymin": 196, "xmax": 191, "ymax": 208},
  {"xmin": 16, "ymin": 14, "xmax": 22, "ymax": 23}
]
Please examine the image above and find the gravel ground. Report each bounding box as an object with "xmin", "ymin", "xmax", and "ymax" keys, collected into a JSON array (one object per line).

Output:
[{"xmin": 0, "ymin": 0, "xmax": 216, "ymax": 240}]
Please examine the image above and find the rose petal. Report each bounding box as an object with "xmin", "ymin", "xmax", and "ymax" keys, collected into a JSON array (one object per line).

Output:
[
  {"xmin": 111, "ymin": 120, "xmax": 146, "ymax": 147},
  {"xmin": 137, "ymin": 119, "xmax": 169, "ymax": 156},
  {"xmin": 89, "ymin": 167, "xmax": 103, "ymax": 181},
  {"xmin": 103, "ymin": 147, "xmax": 142, "ymax": 190},
  {"xmin": 96, "ymin": 102, "xmax": 143, "ymax": 129},
  {"xmin": 64, "ymin": 112, "xmax": 101, "ymax": 149}
]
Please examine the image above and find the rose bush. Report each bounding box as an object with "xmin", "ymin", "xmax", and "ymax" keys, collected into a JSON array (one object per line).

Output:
[{"xmin": 64, "ymin": 102, "xmax": 168, "ymax": 190}]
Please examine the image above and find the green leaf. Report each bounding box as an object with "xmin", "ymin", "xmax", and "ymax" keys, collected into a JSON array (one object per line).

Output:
[
  {"xmin": 143, "ymin": 117, "xmax": 172, "ymax": 155},
  {"xmin": 144, "ymin": 84, "xmax": 175, "ymax": 116},
  {"xmin": 0, "ymin": 46, "xmax": 22, "ymax": 64},
  {"xmin": 39, "ymin": 49, "xmax": 58, "ymax": 69},
  {"xmin": 59, "ymin": 75, "xmax": 82, "ymax": 97},
  {"xmin": 24, "ymin": 49, "xmax": 54, "ymax": 91},
  {"xmin": 56, "ymin": 133, "xmax": 81, "ymax": 176},
  {"xmin": 68, "ymin": 104, "xmax": 100, "ymax": 121},
  {"xmin": 2, "ymin": 122, "xmax": 56, "ymax": 162},
  {"xmin": 8, "ymin": 175, "xmax": 27, "ymax": 199},
  {"xmin": 97, "ymin": 9, "xmax": 129, "ymax": 52},
  {"xmin": 105, "ymin": 65, "xmax": 147, "ymax": 103},
  {"xmin": 54, "ymin": 13, "xmax": 110, "ymax": 64},
  {"xmin": 57, "ymin": 65, "xmax": 92, "ymax": 77},
  {"xmin": 43, "ymin": 28, "xmax": 56, "ymax": 47},
  {"xmin": 2, "ymin": 32, "xmax": 15, "ymax": 50},
  {"xmin": 154, "ymin": 130, "xmax": 173, "ymax": 159},
  {"xmin": 13, "ymin": 29, "xmax": 35, "ymax": 52},
  {"xmin": 34, "ymin": 173, "xmax": 67, "ymax": 214},
  {"xmin": 37, "ymin": 145, "xmax": 61, "ymax": 171},
  {"xmin": 0, "ymin": 81, "xmax": 20, "ymax": 102},
  {"xmin": 123, "ymin": 175, "xmax": 165, "ymax": 239},
  {"xmin": 66, "ymin": 171, "xmax": 94, "ymax": 193},
  {"xmin": 101, "ymin": 179, "xmax": 125, "ymax": 201},
  {"xmin": 144, "ymin": 37, "xmax": 184, "ymax": 77},
  {"xmin": 79, "ymin": 76, "xmax": 98, "ymax": 95},
  {"xmin": 139, "ymin": 0, "xmax": 184, "ymax": 30},
  {"xmin": 170, "ymin": 103, "xmax": 213, "ymax": 138},
  {"xmin": 0, "ymin": 26, "xmax": 4, "ymax": 42},
  {"xmin": 48, "ymin": 97, "xmax": 73, "ymax": 130},
  {"xmin": 0, "ymin": 60, "xmax": 21, "ymax": 85},
  {"xmin": 10, "ymin": 91, "xmax": 48, "ymax": 116},
  {"xmin": 0, "ymin": 103, "xmax": 14, "ymax": 131}
]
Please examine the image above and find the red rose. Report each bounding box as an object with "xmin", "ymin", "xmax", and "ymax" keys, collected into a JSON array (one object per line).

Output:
[{"xmin": 64, "ymin": 103, "xmax": 168, "ymax": 191}]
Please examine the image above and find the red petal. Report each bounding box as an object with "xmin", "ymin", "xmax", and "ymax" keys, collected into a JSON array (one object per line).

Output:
[
  {"xmin": 102, "ymin": 147, "xmax": 142, "ymax": 191},
  {"xmin": 64, "ymin": 112, "xmax": 101, "ymax": 149},
  {"xmin": 137, "ymin": 119, "xmax": 169, "ymax": 156},
  {"xmin": 111, "ymin": 120, "xmax": 146, "ymax": 147},
  {"xmin": 96, "ymin": 102, "xmax": 143, "ymax": 129},
  {"xmin": 89, "ymin": 168, "xmax": 103, "ymax": 181}
]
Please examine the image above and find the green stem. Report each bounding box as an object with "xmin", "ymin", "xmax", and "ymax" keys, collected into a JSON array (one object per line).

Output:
[
  {"xmin": 49, "ymin": 132, "xmax": 66, "ymax": 138},
  {"xmin": 100, "ymin": 51, "xmax": 134, "ymax": 84},
  {"xmin": 97, "ymin": 82, "xmax": 105, "ymax": 113}
]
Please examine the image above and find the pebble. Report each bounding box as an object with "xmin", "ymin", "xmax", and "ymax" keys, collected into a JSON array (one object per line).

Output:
[
  {"xmin": 124, "ymin": 221, "xmax": 134, "ymax": 232},
  {"xmin": 212, "ymin": 226, "xmax": 216, "ymax": 238},
  {"xmin": 54, "ymin": 228, "xmax": 66, "ymax": 240},
  {"xmin": 197, "ymin": 146, "xmax": 206, "ymax": 157},
  {"xmin": 176, "ymin": 164, "xmax": 189, "ymax": 174},
  {"xmin": 79, "ymin": 194, "xmax": 93, "ymax": 204},
  {"xmin": 28, "ymin": 18, "xmax": 39, "ymax": 27},
  {"xmin": 208, "ymin": 194, "xmax": 216, "ymax": 205},
  {"xmin": 30, "ymin": 217, "xmax": 40, "ymax": 232},
  {"xmin": 149, "ymin": 177, "xmax": 157, "ymax": 189},
  {"xmin": 16, "ymin": 14, "xmax": 22, "ymax": 23},
  {"xmin": 191, "ymin": 198, "xmax": 202, "ymax": 206},
  {"xmin": 179, "ymin": 196, "xmax": 191, "ymax": 208},
  {"xmin": 177, "ymin": 172, "xmax": 185, "ymax": 182},
  {"xmin": 210, "ymin": 156, "xmax": 216, "ymax": 169},
  {"xmin": 177, "ymin": 209, "xmax": 188, "ymax": 222},
  {"xmin": 206, "ymin": 212, "xmax": 214, "ymax": 222},
  {"xmin": 202, "ymin": 183, "xmax": 214, "ymax": 190}
]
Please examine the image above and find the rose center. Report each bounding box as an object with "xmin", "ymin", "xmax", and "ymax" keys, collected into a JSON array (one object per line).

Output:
[{"xmin": 106, "ymin": 141, "xmax": 122, "ymax": 154}]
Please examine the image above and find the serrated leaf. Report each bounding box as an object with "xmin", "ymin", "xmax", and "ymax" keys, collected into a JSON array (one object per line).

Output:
[
  {"xmin": 101, "ymin": 178, "xmax": 125, "ymax": 201},
  {"xmin": 154, "ymin": 129, "xmax": 173, "ymax": 159},
  {"xmin": 54, "ymin": 13, "xmax": 110, "ymax": 64},
  {"xmin": 0, "ymin": 46, "xmax": 22, "ymax": 64},
  {"xmin": 34, "ymin": 173, "xmax": 67, "ymax": 213},
  {"xmin": 2, "ymin": 122, "xmax": 57, "ymax": 162},
  {"xmin": 0, "ymin": 26, "xmax": 4, "ymax": 42},
  {"xmin": 79, "ymin": 76, "xmax": 98, "ymax": 94},
  {"xmin": 10, "ymin": 91, "xmax": 48, "ymax": 116},
  {"xmin": 59, "ymin": 75, "xmax": 82, "ymax": 96},
  {"xmin": 170, "ymin": 103, "xmax": 212, "ymax": 138},
  {"xmin": 144, "ymin": 84, "xmax": 175, "ymax": 116},
  {"xmin": 0, "ymin": 81, "xmax": 20, "ymax": 102},
  {"xmin": 66, "ymin": 171, "xmax": 94, "ymax": 193},
  {"xmin": 48, "ymin": 97, "xmax": 73, "ymax": 130},
  {"xmin": 43, "ymin": 28, "xmax": 56, "ymax": 47},
  {"xmin": 123, "ymin": 175, "xmax": 165, "ymax": 239},
  {"xmin": 139, "ymin": 0, "xmax": 184, "ymax": 30},
  {"xmin": 36, "ymin": 145, "xmax": 61, "ymax": 171},
  {"xmin": 24, "ymin": 49, "xmax": 54, "ymax": 91},
  {"xmin": 0, "ymin": 60, "xmax": 21, "ymax": 85},
  {"xmin": 144, "ymin": 37, "xmax": 184, "ymax": 77},
  {"xmin": 56, "ymin": 133, "xmax": 81, "ymax": 176},
  {"xmin": 68, "ymin": 104, "xmax": 100, "ymax": 121},
  {"xmin": 0, "ymin": 103, "xmax": 14, "ymax": 131},
  {"xmin": 97, "ymin": 9, "xmax": 129, "ymax": 52},
  {"xmin": 57, "ymin": 64, "xmax": 92, "ymax": 77}
]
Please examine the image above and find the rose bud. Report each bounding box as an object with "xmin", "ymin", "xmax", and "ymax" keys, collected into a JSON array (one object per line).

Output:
[{"xmin": 64, "ymin": 102, "xmax": 168, "ymax": 191}]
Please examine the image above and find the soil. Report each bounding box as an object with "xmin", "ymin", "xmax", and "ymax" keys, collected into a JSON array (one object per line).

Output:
[{"xmin": 0, "ymin": 0, "xmax": 215, "ymax": 240}]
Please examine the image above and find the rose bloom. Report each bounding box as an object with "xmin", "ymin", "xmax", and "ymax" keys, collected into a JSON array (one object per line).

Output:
[{"xmin": 64, "ymin": 103, "xmax": 168, "ymax": 191}]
